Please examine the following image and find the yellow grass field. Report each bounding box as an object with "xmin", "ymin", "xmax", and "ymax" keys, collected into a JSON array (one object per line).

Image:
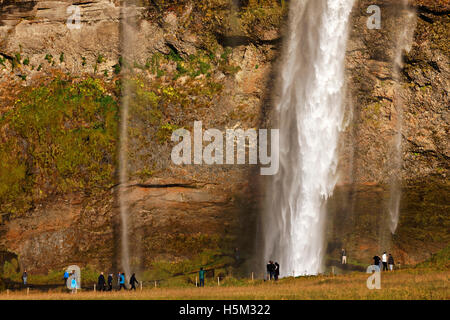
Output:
[{"xmin": 1, "ymin": 270, "xmax": 448, "ymax": 300}]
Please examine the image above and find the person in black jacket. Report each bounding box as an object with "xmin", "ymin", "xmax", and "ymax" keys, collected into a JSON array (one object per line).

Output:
[
  {"xmin": 97, "ymin": 272, "xmax": 106, "ymax": 291},
  {"xmin": 266, "ymin": 261, "xmax": 276, "ymax": 280},
  {"xmin": 373, "ymin": 255, "xmax": 381, "ymax": 270},
  {"xmin": 274, "ymin": 262, "xmax": 280, "ymax": 281},
  {"xmin": 129, "ymin": 273, "xmax": 139, "ymax": 291},
  {"xmin": 388, "ymin": 254, "xmax": 395, "ymax": 271},
  {"xmin": 107, "ymin": 274, "xmax": 113, "ymax": 291},
  {"xmin": 341, "ymin": 248, "xmax": 347, "ymax": 264}
]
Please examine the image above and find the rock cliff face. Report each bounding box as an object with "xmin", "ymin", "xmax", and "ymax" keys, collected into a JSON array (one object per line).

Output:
[
  {"xmin": 328, "ymin": 0, "xmax": 449, "ymax": 265},
  {"xmin": 0, "ymin": 0, "xmax": 448, "ymax": 274},
  {"xmin": 0, "ymin": 0, "xmax": 283, "ymax": 273}
]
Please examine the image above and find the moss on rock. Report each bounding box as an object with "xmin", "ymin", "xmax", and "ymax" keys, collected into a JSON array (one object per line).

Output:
[{"xmin": 0, "ymin": 77, "xmax": 119, "ymax": 216}]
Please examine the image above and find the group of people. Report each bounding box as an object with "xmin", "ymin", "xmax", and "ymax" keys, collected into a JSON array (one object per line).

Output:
[
  {"xmin": 342, "ymin": 248, "xmax": 396, "ymax": 271},
  {"xmin": 97, "ymin": 272, "xmax": 140, "ymax": 291},
  {"xmin": 63, "ymin": 270, "xmax": 79, "ymax": 293},
  {"xmin": 266, "ymin": 261, "xmax": 280, "ymax": 281},
  {"xmin": 373, "ymin": 252, "xmax": 395, "ymax": 271},
  {"xmin": 19, "ymin": 249, "xmax": 397, "ymax": 292},
  {"xmin": 61, "ymin": 270, "xmax": 140, "ymax": 292}
]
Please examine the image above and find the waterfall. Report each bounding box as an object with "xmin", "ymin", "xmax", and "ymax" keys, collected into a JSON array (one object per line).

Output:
[
  {"xmin": 118, "ymin": 91, "xmax": 131, "ymax": 279},
  {"xmin": 118, "ymin": 2, "xmax": 136, "ymax": 280},
  {"xmin": 387, "ymin": 0, "xmax": 416, "ymax": 234},
  {"xmin": 262, "ymin": 0, "xmax": 354, "ymax": 276}
]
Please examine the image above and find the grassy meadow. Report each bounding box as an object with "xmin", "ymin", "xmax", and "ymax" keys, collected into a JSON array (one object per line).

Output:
[{"xmin": 0, "ymin": 269, "xmax": 448, "ymax": 300}]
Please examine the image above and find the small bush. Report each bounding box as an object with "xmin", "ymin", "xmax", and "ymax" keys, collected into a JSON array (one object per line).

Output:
[
  {"xmin": 96, "ymin": 54, "xmax": 105, "ymax": 64},
  {"xmin": 44, "ymin": 54, "xmax": 53, "ymax": 63},
  {"xmin": 2, "ymin": 259, "xmax": 19, "ymax": 278}
]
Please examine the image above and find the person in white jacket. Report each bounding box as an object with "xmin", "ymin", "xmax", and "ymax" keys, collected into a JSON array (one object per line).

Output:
[{"xmin": 382, "ymin": 252, "xmax": 388, "ymax": 271}]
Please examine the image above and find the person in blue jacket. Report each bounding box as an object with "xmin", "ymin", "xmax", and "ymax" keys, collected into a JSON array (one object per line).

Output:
[
  {"xmin": 63, "ymin": 270, "xmax": 69, "ymax": 286},
  {"xmin": 22, "ymin": 270, "xmax": 28, "ymax": 286},
  {"xmin": 70, "ymin": 276, "xmax": 77, "ymax": 294},
  {"xmin": 199, "ymin": 268, "xmax": 205, "ymax": 287},
  {"xmin": 119, "ymin": 272, "xmax": 127, "ymax": 290}
]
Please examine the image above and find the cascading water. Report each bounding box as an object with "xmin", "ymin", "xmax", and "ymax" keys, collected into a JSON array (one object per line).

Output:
[
  {"xmin": 118, "ymin": 2, "xmax": 136, "ymax": 280},
  {"xmin": 262, "ymin": 0, "xmax": 354, "ymax": 276},
  {"xmin": 387, "ymin": 0, "xmax": 416, "ymax": 234},
  {"xmin": 118, "ymin": 93, "xmax": 131, "ymax": 279}
]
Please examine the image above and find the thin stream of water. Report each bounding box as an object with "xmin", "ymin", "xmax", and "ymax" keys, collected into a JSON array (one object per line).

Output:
[{"xmin": 388, "ymin": 0, "xmax": 416, "ymax": 235}]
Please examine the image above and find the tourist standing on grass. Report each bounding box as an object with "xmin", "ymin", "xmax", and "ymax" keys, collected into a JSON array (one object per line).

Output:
[
  {"xmin": 373, "ymin": 255, "xmax": 381, "ymax": 270},
  {"xmin": 388, "ymin": 254, "xmax": 395, "ymax": 271},
  {"xmin": 341, "ymin": 248, "xmax": 347, "ymax": 264},
  {"xmin": 98, "ymin": 272, "xmax": 106, "ymax": 291},
  {"xmin": 199, "ymin": 268, "xmax": 205, "ymax": 287},
  {"xmin": 117, "ymin": 271, "xmax": 121, "ymax": 288},
  {"xmin": 119, "ymin": 272, "xmax": 127, "ymax": 290},
  {"xmin": 270, "ymin": 261, "xmax": 276, "ymax": 280},
  {"xmin": 107, "ymin": 273, "xmax": 113, "ymax": 291},
  {"xmin": 63, "ymin": 270, "xmax": 69, "ymax": 286},
  {"xmin": 266, "ymin": 261, "xmax": 274, "ymax": 280},
  {"xmin": 22, "ymin": 270, "xmax": 28, "ymax": 286},
  {"xmin": 274, "ymin": 262, "xmax": 280, "ymax": 281},
  {"xmin": 129, "ymin": 273, "xmax": 139, "ymax": 291},
  {"xmin": 382, "ymin": 252, "xmax": 388, "ymax": 271},
  {"xmin": 70, "ymin": 276, "xmax": 77, "ymax": 294}
]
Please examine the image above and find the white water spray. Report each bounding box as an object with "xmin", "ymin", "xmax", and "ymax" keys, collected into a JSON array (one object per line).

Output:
[
  {"xmin": 388, "ymin": 0, "xmax": 416, "ymax": 234},
  {"xmin": 118, "ymin": 2, "xmax": 137, "ymax": 280},
  {"xmin": 118, "ymin": 99, "xmax": 131, "ymax": 279},
  {"xmin": 263, "ymin": 0, "xmax": 354, "ymax": 276}
]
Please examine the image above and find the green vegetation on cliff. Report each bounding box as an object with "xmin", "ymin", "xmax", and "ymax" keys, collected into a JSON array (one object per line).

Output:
[
  {"xmin": 147, "ymin": 0, "xmax": 286, "ymax": 49},
  {"xmin": 416, "ymin": 245, "xmax": 450, "ymax": 271},
  {"xmin": 0, "ymin": 78, "xmax": 118, "ymax": 216}
]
